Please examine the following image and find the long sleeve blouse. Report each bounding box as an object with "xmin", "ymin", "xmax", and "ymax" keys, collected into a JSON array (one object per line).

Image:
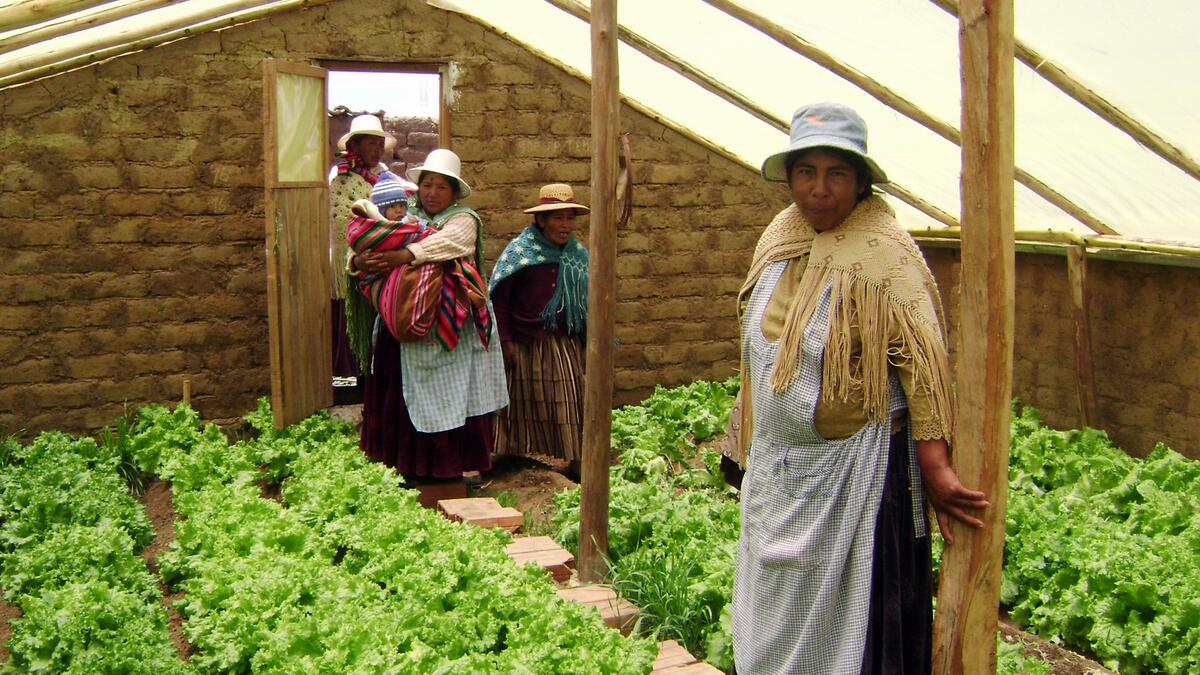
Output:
[
  {"xmin": 490, "ymin": 264, "xmax": 564, "ymax": 343},
  {"xmin": 407, "ymin": 213, "xmax": 477, "ymax": 264}
]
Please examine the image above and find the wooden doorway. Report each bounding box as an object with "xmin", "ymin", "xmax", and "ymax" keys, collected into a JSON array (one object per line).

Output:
[{"xmin": 262, "ymin": 58, "xmax": 332, "ymax": 428}]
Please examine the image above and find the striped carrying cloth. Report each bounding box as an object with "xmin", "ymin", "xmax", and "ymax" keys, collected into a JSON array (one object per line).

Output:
[{"xmin": 345, "ymin": 200, "xmax": 491, "ymax": 358}]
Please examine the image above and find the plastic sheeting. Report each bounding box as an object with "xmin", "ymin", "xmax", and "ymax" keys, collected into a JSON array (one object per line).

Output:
[{"xmin": 449, "ymin": 0, "xmax": 1200, "ymax": 243}]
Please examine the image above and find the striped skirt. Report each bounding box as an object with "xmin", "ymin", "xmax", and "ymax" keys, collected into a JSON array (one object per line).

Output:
[{"xmin": 494, "ymin": 333, "xmax": 585, "ymax": 461}]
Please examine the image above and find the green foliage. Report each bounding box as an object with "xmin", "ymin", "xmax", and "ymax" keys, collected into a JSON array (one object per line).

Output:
[
  {"xmin": 1000, "ymin": 404, "xmax": 1200, "ymax": 674},
  {"xmin": 3, "ymin": 582, "xmax": 189, "ymax": 675},
  {"xmin": 610, "ymin": 376, "xmax": 738, "ymax": 465},
  {"xmin": 0, "ymin": 522, "xmax": 158, "ymax": 603},
  {"xmin": 0, "ymin": 436, "xmax": 154, "ymax": 553},
  {"xmin": 0, "ymin": 419, "xmax": 190, "ymax": 674},
  {"xmin": 995, "ymin": 636, "xmax": 1051, "ymax": 675},
  {"xmin": 554, "ymin": 378, "xmax": 742, "ymax": 671},
  {"xmin": 145, "ymin": 399, "xmax": 656, "ymax": 673}
]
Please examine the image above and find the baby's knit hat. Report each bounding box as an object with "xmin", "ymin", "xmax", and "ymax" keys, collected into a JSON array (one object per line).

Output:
[{"xmin": 370, "ymin": 171, "xmax": 415, "ymax": 211}]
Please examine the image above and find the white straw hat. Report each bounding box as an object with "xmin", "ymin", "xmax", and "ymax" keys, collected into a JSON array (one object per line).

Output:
[
  {"xmin": 337, "ymin": 114, "xmax": 390, "ymax": 151},
  {"xmin": 523, "ymin": 183, "xmax": 590, "ymax": 214},
  {"xmin": 405, "ymin": 148, "xmax": 472, "ymax": 198}
]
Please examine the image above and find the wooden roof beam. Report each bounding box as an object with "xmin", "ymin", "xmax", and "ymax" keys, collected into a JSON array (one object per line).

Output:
[
  {"xmin": 929, "ymin": 0, "xmax": 1200, "ymax": 184},
  {"xmin": 0, "ymin": 0, "xmax": 336, "ymax": 90},
  {"xmin": 701, "ymin": 0, "xmax": 1119, "ymax": 236},
  {"xmin": 0, "ymin": 0, "xmax": 113, "ymax": 33},
  {"xmin": 0, "ymin": 0, "xmax": 181, "ymax": 55}
]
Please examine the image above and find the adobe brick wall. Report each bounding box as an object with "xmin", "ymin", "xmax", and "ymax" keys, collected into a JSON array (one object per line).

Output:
[
  {"xmin": 0, "ymin": 0, "xmax": 775, "ymax": 435},
  {"xmin": 923, "ymin": 247, "xmax": 1200, "ymax": 459}
]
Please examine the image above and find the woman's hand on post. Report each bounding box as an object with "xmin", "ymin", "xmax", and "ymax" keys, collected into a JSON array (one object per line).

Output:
[{"xmin": 916, "ymin": 438, "xmax": 989, "ymax": 544}]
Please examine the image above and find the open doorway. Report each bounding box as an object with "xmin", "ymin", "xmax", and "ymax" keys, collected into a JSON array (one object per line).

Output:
[{"xmin": 323, "ymin": 63, "xmax": 445, "ymax": 405}]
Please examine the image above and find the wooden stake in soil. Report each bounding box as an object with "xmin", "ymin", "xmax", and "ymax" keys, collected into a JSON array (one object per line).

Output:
[
  {"xmin": 578, "ymin": 0, "xmax": 619, "ymax": 584},
  {"xmin": 933, "ymin": 1, "xmax": 1014, "ymax": 673},
  {"xmin": 181, "ymin": 377, "xmax": 191, "ymax": 406},
  {"xmin": 1066, "ymin": 245, "xmax": 1096, "ymax": 428}
]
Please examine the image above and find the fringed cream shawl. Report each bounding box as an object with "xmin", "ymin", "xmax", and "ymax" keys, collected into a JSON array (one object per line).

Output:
[{"xmin": 735, "ymin": 196, "xmax": 954, "ymax": 462}]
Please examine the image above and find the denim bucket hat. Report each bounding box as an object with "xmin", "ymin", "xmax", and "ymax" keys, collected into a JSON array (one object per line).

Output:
[{"xmin": 760, "ymin": 102, "xmax": 889, "ymax": 185}]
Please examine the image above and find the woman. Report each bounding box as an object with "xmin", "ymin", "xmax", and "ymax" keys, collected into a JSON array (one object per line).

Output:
[
  {"xmin": 488, "ymin": 184, "xmax": 590, "ymax": 472},
  {"xmin": 350, "ymin": 148, "xmax": 508, "ymax": 481},
  {"xmin": 330, "ymin": 114, "xmax": 390, "ymax": 379},
  {"xmin": 730, "ymin": 103, "xmax": 989, "ymax": 674}
]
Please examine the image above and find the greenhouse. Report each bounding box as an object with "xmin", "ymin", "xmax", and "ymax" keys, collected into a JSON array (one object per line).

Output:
[{"xmin": 1, "ymin": 0, "xmax": 1197, "ymax": 673}]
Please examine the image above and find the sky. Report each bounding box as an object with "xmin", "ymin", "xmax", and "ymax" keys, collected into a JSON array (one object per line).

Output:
[{"xmin": 326, "ymin": 71, "xmax": 440, "ymax": 119}]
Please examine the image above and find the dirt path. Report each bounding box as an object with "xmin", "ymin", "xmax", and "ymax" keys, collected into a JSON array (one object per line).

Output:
[
  {"xmin": 140, "ymin": 479, "xmax": 194, "ymax": 660},
  {"xmin": 0, "ymin": 594, "xmax": 16, "ymax": 662},
  {"xmin": 1000, "ymin": 618, "xmax": 1116, "ymax": 675}
]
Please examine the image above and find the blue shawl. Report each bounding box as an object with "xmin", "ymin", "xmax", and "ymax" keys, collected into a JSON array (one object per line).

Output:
[{"xmin": 489, "ymin": 224, "xmax": 589, "ymax": 335}]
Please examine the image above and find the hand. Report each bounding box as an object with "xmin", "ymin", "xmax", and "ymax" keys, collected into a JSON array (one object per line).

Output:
[
  {"xmin": 356, "ymin": 249, "xmax": 414, "ymax": 273},
  {"xmin": 501, "ymin": 341, "xmax": 518, "ymax": 365},
  {"xmin": 916, "ymin": 438, "xmax": 989, "ymax": 545}
]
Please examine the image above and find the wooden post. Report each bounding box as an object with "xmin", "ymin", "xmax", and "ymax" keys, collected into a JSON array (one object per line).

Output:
[
  {"xmin": 1066, "ymin": 245, "xmax": 1096, "ymax": 428},
  {"xmin": 182, "ymin": 377, "xmax": 192, "ymax": 406},
  {"xmin": 933, "ymin": 1, "xmax": 1014, "ymax": 674},
  {"xmin": 577, "ymin": 0, "xmax": 619, "ymax": 583}
]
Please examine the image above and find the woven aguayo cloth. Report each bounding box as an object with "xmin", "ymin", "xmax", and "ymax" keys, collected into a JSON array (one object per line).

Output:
[{"xmin": 343, "ymin": 201, "xmax": 490, "ymax": 370}]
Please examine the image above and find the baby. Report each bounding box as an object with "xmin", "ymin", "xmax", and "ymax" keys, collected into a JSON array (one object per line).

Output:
[{"xmin": 370, "ymin": 171, "xmax": 419, "ymax": 222}]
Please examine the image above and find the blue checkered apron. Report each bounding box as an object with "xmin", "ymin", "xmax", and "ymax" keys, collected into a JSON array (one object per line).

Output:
[
  {"xmin": 732, "ymin": 261, "xmax": 910, "ymax": 674},
  {"xmin": 399, "ymin": 300, "xmax": 509, "ymax": 433}
]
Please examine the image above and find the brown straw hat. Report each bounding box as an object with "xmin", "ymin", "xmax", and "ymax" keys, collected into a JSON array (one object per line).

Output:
[{"xmin": 523, "ymin": 183, "xmax": 590, "ymax": 214}]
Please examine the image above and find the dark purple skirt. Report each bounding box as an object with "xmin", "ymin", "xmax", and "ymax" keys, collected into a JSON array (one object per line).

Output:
[
  {"xmin": 859, "ymin": 428, "xmax": 933, "ymax": 675},
  {"xmin": 331, "ymin": 299, "xmax": 361, "ymax": 378},
  {"xmin": 359, "ymin": 327, "xmax": 494, "ymax": 478}
]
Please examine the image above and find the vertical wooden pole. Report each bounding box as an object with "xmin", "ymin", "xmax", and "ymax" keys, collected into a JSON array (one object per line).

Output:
[
  {"xmin": 182, "ymin": 377, "xmax": 192, "ymax": 406},
  {"xmin": 1066, "ymin": 245, "xmax": 1096, "ymax": 428},
  {"xmin": 934, "ymin": 1, "xmax": 1014, "ymax": 673},
  {"xmin": 578, "ymin": 0, "xmax": 619, "ymax": 583}
]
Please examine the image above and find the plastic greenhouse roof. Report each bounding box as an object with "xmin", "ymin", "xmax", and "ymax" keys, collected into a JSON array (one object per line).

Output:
[{"xmin": 3, "ymin": 0, "xmax": 1198, "ymax": 243}]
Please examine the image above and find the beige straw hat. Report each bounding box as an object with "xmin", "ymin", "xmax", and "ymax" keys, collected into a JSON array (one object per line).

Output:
[{"xmin": 523, "ymin": 183, "xmax": 590, "ymax": 214}]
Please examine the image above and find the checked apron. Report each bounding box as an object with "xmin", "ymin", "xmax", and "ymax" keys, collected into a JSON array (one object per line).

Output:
[{"xmin": 732, "ymin": 261, "xmax": 911, "ymax": 674}]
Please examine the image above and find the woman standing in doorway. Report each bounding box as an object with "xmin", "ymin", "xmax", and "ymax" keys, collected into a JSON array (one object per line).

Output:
[
  {"xmin": 330, "ymin": 114, "xmax": 390, "ymax": 380},
  {"xmin": 350, "ymin": 148, "xmax": 508, "ymax": 482}
]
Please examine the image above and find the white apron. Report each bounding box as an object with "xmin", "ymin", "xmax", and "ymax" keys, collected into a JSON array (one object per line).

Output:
[{"xmin": 732, "ymin": 260, "xmax": 914, "ymax": 674}]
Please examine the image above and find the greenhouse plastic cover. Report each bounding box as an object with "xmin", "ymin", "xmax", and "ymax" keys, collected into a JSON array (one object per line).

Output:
[{"xmin": 3, "ymin": 0, "xmax": 1197, "ymax": 243}]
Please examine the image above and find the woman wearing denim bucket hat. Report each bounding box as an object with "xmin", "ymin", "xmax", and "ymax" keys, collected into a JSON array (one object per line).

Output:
[
  {"xmin": 728, "ymin": 103, "xmax": 988, "ymax": 674},
  {"xmin": 349, "ymin": 148, "xmax": 508, "ymax": 486}
]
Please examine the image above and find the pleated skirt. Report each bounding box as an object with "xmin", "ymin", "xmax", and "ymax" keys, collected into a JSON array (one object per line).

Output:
[{"xmin": 493, "ymin": 334, "xmax": 585, "ymax": 461}]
